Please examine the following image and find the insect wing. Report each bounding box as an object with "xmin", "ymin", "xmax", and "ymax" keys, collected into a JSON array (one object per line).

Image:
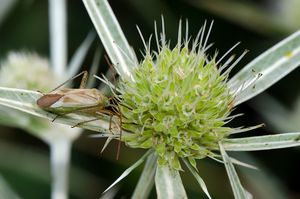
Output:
[
  {"xmin": 37, "ymin": 93, "xmax": 64, "ymax": 108},
  {"xmin": 50, "ymin": 89, "xmax": 107, "ymax": 108}
]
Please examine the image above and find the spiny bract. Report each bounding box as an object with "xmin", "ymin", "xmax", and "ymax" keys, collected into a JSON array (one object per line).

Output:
[{"xmin": 119, "ymin": 23, "xmax": 236, "ymax": 170}]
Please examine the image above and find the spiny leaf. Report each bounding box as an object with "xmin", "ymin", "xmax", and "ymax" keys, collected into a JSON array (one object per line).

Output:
[
  {"xmin": 155, "ymin": 165, "xmax": 187, "ymax": 199},
  {"xmin": 229, "ymin": 30, "xmax": 300, "ymax": 105},
  {"xmin": 82, "ymin": 0, "xmax": 137, "ymax": 80},
  {"xmin": 183, "ymin": 158, "xmax": 211, "ymax": 199},
  {"xmin": 132, "ymin": 153, "xmax": 157, "ymax": 199},
  {"xmin": 219, "ymin": 142, "xmax": 250, "ymax": 199},
  {"xmin": 222, "ymin": 132, "xmax": 300, "ymax": 151},
  {"xmin": 103, "ymin": 149, "xmax": 153, "ymax": 193}
]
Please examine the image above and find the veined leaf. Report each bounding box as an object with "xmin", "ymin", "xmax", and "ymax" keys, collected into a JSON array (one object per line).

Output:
[
  {"xmin": 229, "ymin": 30, "xmax": 300, "ymax": 106},
  {"xmin": 222, "ymin": 132, "xmax": 300, "ymax": 151},
  {"xmin": 155, "ymin": 165, "xmax": 187, "ymax": 199},
  {"xmin": 209, "ymin": 155, "xmax": 258, "ymax": 170},
  {"xmin": 82, "ymin": 0, "xmax": 137, "ymax": 81},
  {"xmin": 219, "ymin": 142, "xmax": 250, "ymax": 199}
]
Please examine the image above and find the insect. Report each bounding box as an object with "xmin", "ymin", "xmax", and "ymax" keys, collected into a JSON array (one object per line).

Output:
[{"xmin": 37, "ymin": 71, "xmax": 122, "ymax": 159}]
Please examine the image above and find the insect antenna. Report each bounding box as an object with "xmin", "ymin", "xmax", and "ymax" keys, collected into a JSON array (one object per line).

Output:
[{"xmin": 104, "ymin": 55, "xmax": 123, "ymax": 160}]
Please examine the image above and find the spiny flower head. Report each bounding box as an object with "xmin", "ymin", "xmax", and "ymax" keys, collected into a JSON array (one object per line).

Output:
[
  {"xmin": 0, "ymin": 52, "xmax": 57, "ymax": 92},
  {"xmin": 118, "ymin": 21, "xmax": 244, "ymax": 170}
]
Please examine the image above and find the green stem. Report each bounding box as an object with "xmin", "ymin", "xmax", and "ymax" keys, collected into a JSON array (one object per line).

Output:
[
  {"xmin": 50, "ymin": 139, "xmax": 71, "ymax": 199},
  {"xmin": 49, "ymin": 0, "xmax": 67, "ymax": 79}
]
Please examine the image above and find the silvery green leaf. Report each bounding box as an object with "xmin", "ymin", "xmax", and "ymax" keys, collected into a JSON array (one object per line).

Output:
[
  {"xmin": 101, "ymin": 137, "xmax": 113, "ymax": 153},
  {"xmin": 100, "ymin": 186, "xmax": 119, "ymax": 199},
  {"xmin": 209, "ymin": 155, "xmax": 257, "ymax": 170},
  {"xmin": 82, "ymin": 0, "xmax": 137, "ymax": 80},
  {"xmin": 219, "ymin": 142, "xmax": 250, "ymax": 199},
  {"xmin": 229, "ymin": 30, "xmax": 300, "ymax": 106},
  {"xmin": 245, "ymin": 190, "xmax": 253, "ymax": 199},
  {"xmin": 103, "ymin": 149, "xmax": 152, "ymax": 193},
  {"xmin": 182, "ymin": 159, "xmax": 211, "ymax": 199},
  {"xmin": 132, "ymin": 153, "xmax": 156, "ymax": 199},
  {"xmin": 229, "ymin": 157, "xmax": 258, "ymax": 170},
  {"xmin": 155, "ymin": 165, "xmax": 187, "ymax": 199},
  {"xmin": 222, "ymin": 132, "xmax": 300, "ymax": 151}
]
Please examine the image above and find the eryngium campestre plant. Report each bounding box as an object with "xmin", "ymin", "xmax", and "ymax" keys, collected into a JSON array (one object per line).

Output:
[{"xmin": 118, "ymin": 21, "xmax": 256, "ymax": 170}]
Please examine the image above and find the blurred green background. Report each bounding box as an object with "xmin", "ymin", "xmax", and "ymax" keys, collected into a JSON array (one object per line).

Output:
[{"xmin": 1, "ymin": 0, "xmax": 300, "ymax": 198}]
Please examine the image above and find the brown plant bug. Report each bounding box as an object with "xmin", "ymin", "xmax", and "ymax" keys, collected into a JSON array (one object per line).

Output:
[{"xmin": 36, "ymin": 71, "xmax": 122, "ymax": 159}]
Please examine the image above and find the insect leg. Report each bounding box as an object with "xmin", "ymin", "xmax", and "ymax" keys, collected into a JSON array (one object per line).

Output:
[
  {"xmin": 79, "ymin": 71, "xmax": 88, "ymax": 89},
  {"xmin": 52, "ymin": 114, "xmax": 60, "ymax": 122},
  {"xmin": 108, "ymin": 113, "xmax": 121, "ymax": 160},
  {"xmin": 70, "ymin": 107, "xmax": 113, "ymax": 127},
  {"xmin": 103, "ymin": 56, "xmax": 123, "ymax": 158},
  {"xmin": 95, "ymin": 109, "xmax": 122, "ymax": 160},
  {"xmin": 115, "ymin": 104, "xmax": 122, "ymax": 160},
  {"xmin": 49, "ymin": 71, "xmax": 88, "ymax": 93},
  {"xmin": 108, "ymin": 104, "xmax": 123, "ymax": 160},
  {"xmin": 71, "ymin": 118, "xmax": 100, "ymax": 128}
]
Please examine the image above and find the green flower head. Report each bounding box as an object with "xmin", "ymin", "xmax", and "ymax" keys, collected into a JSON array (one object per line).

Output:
[{"xmin": 118, "ymin": 21, "xmax": 253, "ymax": 170}]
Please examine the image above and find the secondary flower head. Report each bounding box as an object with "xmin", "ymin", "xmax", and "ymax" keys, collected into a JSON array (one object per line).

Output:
[
  {"xmin": 118, "ymin": 21, "xmax": 251, "ymax": 170},
  {"xmin": 0, "ymin": 51, "xmax": 57, "ymax": 92}
]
